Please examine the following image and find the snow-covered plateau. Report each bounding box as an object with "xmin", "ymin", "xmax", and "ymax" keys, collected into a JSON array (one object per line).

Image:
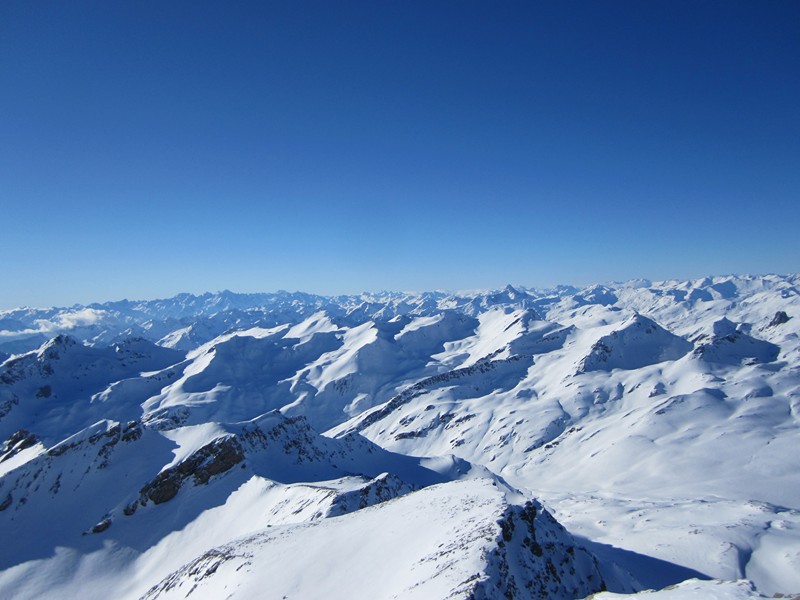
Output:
[{"xmin": 1, "ymin": 274, "xmax": 799, "ymax": 599}]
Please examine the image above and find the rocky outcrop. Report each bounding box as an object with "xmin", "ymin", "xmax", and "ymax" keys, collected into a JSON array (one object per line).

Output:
[
  {"xmin": 0, "ymin": 429, "xmax": 38, "ymax": 463},
  {"xmin": 471, "ymin": 500, "xmax": 606, "ymax": 600},
  {"xmin": 327, "ymin": 473, "xmax": 415, "ymax": 516},
  {"xmin": 767, "ymin": 310, "xmax": 791, "ymax": 328},
  {"xmin": 48, "ymin": 420, "xmax": 142, "ymax": 466},
  {"xmin": 133, "ymin": 436, "xmax": 245, "ymax": 509}
]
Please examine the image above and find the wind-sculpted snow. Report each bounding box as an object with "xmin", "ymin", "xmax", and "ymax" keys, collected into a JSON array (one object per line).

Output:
[{"xmin": 1, "ymin": 274, "xmax": 799, "ymax": 599}]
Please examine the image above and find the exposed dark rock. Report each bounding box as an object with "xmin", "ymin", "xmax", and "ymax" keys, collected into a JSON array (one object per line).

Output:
[
  {"xmin": 252, "ymin": 415, "xmax": 329, "ymax": 464},
  {"xmin": 467, "ymin": 500, "xmax": 604, "ymax": 600},
  {"xmin": 768, "ymin": 311, "xmax": 791, "ymax": 327},
  {"xmin": 1, "ymin": 429, "xmax": 39, "ymax": 463},
  {"xmin": 47, "ymin": 420, "xmax": 143, "ymax": 465},
  {"xmin": 137, "ymin": 436, "xmax": 245, "ymax": 507},
  {"xmin": 328, "ymin": 474, "xmax": 416, "ymax": 516},
  {"xmin": 121, "ymin": 420, "xmax": 143, "ymax": 443},
  {"xmin": 91, "ymin": 518, "xmax": 112, "ymax": 534},
  {"xmin": 88, "ymin": 424, "xmax": 122, "ymax": 446},
  {"xmin": 47, "ymin": 440, "xmax": 81, "ymax": 457},
  {"xmin": 395, "ymin": 412, "xmax": 455, "ymax": 440},
  {"xmin": 142, "ymin": 406, "xmax": 191, "ymax": 431}
]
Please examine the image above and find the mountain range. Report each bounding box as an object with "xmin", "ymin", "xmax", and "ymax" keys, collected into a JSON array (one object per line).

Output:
[{"xmin": 1, "ymin": 274, "xmax": 798, "ymax": 599}]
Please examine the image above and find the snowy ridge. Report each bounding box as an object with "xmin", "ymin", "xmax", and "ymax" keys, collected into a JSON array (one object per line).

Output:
[
  {"xmin": 1, "ymin": 274, "xmax": 799, "ymax": 598},
  {"xmin": 576, "ymin": 314, "xmax": 693, "ymax": 373},
  {"xmin": 140, "ymin": 479, "xmax": 606, "ymax": 600},
  {"xmin": 0, "ymin": 407, "xmax": 522, "ymax": 599}
]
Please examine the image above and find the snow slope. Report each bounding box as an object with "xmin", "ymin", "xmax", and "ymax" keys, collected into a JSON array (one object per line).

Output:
[
  {"xmin": 141, "ymin": 479, "xmax": 606, "ymax": 600},
  {"xmin": 1, "ymin": 274, "xmax": 799, "ymax": 598},
  {"xmin": 590, "ymin": 579, "xmax": 771, "ymax": 599},
  {"xmin": 0, "ymin": 406, "xmax": 528, "ymax": 599}
]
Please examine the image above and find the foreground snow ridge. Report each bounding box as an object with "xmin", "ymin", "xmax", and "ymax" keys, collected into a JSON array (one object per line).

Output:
[
  {"xmin": 142, "ymin": 480, "xmax": 604, "ymax": 600},
  {"xmin": 1, "ymin": 274, "xmax": 799, "ymax": 599}
]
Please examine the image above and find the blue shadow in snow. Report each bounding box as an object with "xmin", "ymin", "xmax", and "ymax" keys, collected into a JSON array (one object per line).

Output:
[{"xmin": 575, "ymin": 536, "xmax": 711, "ymax": 591}]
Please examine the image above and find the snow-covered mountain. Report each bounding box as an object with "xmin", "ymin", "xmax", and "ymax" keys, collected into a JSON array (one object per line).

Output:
[{"xmin": 1, "ymin": 274, "xmax": 799, "ymax": 599}]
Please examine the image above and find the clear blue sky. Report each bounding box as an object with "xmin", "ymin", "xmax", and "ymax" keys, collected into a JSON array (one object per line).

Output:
[{"xmin": 1, "ymin": 1, "xmax": 798, "ymax": 307}]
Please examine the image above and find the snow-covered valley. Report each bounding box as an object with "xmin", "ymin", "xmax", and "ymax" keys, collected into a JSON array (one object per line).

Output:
[{"xmin": 1, "ymin": 275, "xmax": 798, "ymax": 599}]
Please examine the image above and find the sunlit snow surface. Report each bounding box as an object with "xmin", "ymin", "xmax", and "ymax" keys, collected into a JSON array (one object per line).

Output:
[
  {"xmin": 1, "ymin": 275, "xmax": 799, "ymax": 599},
  {"xmin": 591, "ymin": 578, "xmax": 771, "ymax": 599}
]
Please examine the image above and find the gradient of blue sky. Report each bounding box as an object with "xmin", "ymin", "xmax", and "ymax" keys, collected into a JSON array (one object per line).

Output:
[{"xmin": 1, "ymin": 1, "xmax": 798, "ymax": 307}]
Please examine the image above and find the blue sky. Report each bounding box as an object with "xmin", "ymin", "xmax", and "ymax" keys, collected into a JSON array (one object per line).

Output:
[{"xmin": 1, "ymin": 1, "xmax": 798, "ymax": 307}]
